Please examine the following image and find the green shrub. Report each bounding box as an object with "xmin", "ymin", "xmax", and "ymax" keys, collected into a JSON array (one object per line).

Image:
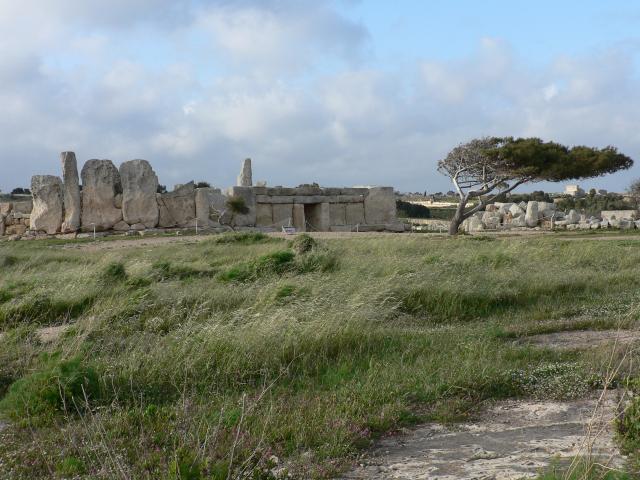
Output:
[
  {"xmin": 101, "ymin": 261, "xmax": 127, "ymax": 283},
  {"xmin": 0, "ymin": 355, "xmax": 101, "ymax": 422},
  {"xmin": 213, "ymin": 232, "xmax": 269, "ymax": 244},
  {"xmin": 617, "ymin": 395, "xmax": 640, "ymax": 460},
  {"xmin": 151, "ymin": 260, "xmax": 215, "ymax": 281},
  {"xmin": 291, "ymin": 233, "xmax": 317, "ymax": 254},
  {"xmin": 0, "ymin": 293, "xmax": 95, "ymax": 327},
  {"xmin": 219, "ymin": 250, "xmax": 295, "ymax": 283},
  {"xmin": 295, "ymin": 251, "xmax": 339, "ymax": 273},
  {"xmin": 168, "ymin": 448, "xmax": 202, "ymax": 480},
  {"xmin": 0, "ymin": 254, "xmax": 19, "ymax": 267},
  {"xmin": 55, "ymin": 456, "xmax": 86, "ymax": 476}
]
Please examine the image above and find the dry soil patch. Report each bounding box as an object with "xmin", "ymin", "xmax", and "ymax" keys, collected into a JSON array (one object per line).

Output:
[
  {"xmin": 521, "ymin": 329, "xmax": 640, "ymax": 351},
  {"xmin": 340, "ymin": 391, "xmax": 626, "ymax": 480}
]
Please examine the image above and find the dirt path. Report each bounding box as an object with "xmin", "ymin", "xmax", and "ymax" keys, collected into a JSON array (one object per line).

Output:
[
  {"xmin": 340, "ymin": 391, "xmax": 626, "ymax": 480},
  {"xmin": 520, "ymin": 329, "xmax": 640, "ymax": 350}
]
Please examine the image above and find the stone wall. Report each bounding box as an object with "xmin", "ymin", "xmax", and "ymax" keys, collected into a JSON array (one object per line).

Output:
[{"xmin": 1, "ymin": 153, "xmax": 402, "ymax": 238}]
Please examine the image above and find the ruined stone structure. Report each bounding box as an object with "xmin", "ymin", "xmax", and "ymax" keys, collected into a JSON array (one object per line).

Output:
[
  {"xmin": 0, "ymin": 153, "xmax": 402, "ymax": 237},
  {"xmin": 462, "ymin": 200, "xmax": 640, "ymax": 232}
]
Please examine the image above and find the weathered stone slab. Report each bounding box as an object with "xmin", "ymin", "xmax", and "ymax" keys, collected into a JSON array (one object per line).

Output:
[
  {"xmin": 113, "ymin": 221, "xmax": 130, "ymax": 231},
  {"xmin": 307, "ymin": 202, "xmax": 330, "ymax": 231},
  {"xmin": 601, "ymin": 210, "xmax": 637, "ymax": 221},
  {"xmin": 336, "ymin": 195, "xmax": 365, "ymax": 204},
  {"xmin": 364, "ymin": 187, "xmax": 395, "ymax": 224},
  {"xmin": 525, "ymin": 201, "xmax": 538, "ymax": 227},
  {"xmin": 346, "ymin": 203, "xmax": 365, "ymax": 225},
  {"xmin": 30, "ymin": 175, "xmax": 64, "ymax": 234},
  {"xmin": 272, "ymin": 204, "xmax": 293, "ymax": 227},
  {"xmin": 61, "ymin": 151, "xmax": 81, "ymax": 232},
  {"xmin": 292, "ymin": 204, "xmax": 305, "ymax": 232},
  {"xmin": 81, "ymin": 159, "xmax": 123, "ymax": 231},
  {"xmin": 0, "ymin": 214, "xmax": 5, "ymax": 236},
  {"xmin": 0, "ymin": 203, "xmax": 12, "ymax": 215},
  {"xmin": 120, "ymin": 159, "xmax": 159, "ymax": 228},
  {"xmin": 227, "ymin": 186, "xmax": 256, "ymax": 227},
  {"xmin": 237, "ymin": 158, "xmax": 252, "ymax": 187},
  {"xmin": 330, "ymin": 203, "xmax": 347, "ymax": 225},
  {"xmin": 256, "ymin": 203, "xmax": 273, "ymax": 226},
  {"xmin": 196, "ymin": 187, "xmax": 228, "ymax": 226},
  {"xmin": 566, "ymin": 209, "xmax": 580, "ymax": 224},
  {"xmin": 12, "ymin": 200, "xmax": 32, "ymax": 214},
  {"xmin": 156, "ymin": 182, "xmax": 196, "ymax": 228}
]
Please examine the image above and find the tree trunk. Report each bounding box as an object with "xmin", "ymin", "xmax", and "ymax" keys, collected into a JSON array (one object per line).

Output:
[{"xmin": 448, "ymin": 199, "xmax": 468, "ymax": 235}]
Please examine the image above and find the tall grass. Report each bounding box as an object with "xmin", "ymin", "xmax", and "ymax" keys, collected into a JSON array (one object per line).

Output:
[{"xmin": 0, "ymin": 234, "xmax": 640, "ymax": 478}]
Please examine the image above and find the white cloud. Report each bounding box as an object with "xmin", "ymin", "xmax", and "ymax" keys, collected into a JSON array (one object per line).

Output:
[{"xmin": 0, "ymin": 2, "xmax": 639, "ymax": 195}]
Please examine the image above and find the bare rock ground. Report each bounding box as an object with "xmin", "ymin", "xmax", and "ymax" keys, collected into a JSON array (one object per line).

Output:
[
  {"xmin": 520, "ymin": 329, "xmax": 640, "ymax": 351},
  {"xmin": 340, "ymin": 390, "xmax": 626, "ymax": 480}
]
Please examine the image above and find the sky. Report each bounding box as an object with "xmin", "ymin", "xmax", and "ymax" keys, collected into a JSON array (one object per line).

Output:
[{"xmin": 1, "ymin": 0, "xmax": 640, "ymax": 194}]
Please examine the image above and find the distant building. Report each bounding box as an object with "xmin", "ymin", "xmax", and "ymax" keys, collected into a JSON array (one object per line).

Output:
[
  {"xmin": 564, "ymin": 184, "xmax": 585, "ymax": 197},
  {"xmin": 597, "ymin": 189, "xmax": 608, "ymax": 195}
]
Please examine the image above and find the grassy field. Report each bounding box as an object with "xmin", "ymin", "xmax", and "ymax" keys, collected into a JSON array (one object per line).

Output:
[{"xmin": 1, "ymin": 232, "xmax": 640, "ymax": 478}]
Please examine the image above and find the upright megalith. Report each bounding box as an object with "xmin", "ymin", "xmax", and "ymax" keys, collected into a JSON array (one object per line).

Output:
[
  {"xmin": 81, "ymin": 159, "xmax": 123, "ymax": 231},
  {"xmin": 525, "ymin": 201, "xmax": 538, "ymax": 227},
  {"xmin": 30, "ymin": 175, "xmax": 64, "ymax": 234},
  {"xmin": 237, "ymin": 158, "xmax": 252, "ymax": 187},
  {"xmin": 119, "ymin": 159, "xmax": 159, "ymax": 228},
  {"xmin": 60, "ymin": 151, "xmax": 81, "ymax": 232}
]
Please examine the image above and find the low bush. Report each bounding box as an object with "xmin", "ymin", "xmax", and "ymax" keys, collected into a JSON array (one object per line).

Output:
[
  {"xmin": 213, "ymin": 232, "xmax": 270, "ymax": 245},
  {"xmin": 617, "ymin": 395, "xmax": 640, "ymax": 467},
  {"xmin": 100, "ymin": 261, "xmax": 127, "ymax": 283},
  {"xmin": 0, "ymin": 355, "xmax": 101, "ymax": 423},
  {"xmin": 291, "ymin": 233, "xmax": 317, "ymax": 254},
  {"xmin": 151, "ymin": 260, "xmax": 216, "ymax": 281}
]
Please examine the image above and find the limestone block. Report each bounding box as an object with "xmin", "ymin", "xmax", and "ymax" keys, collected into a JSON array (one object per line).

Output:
[
  {"xmin": 511, "ymin": 215, "xmax": 526, "ymax": 227},
  {"xmin": 256, "ymin": 203, "xmax": 273, "ymax": 226},
  {"xmin": 0, "ymin": 214, "xmax": 5, "ymax": 236},
  {"xmin": 509, "ymin": 204, "xmax": 525, "ymax": 217},
  {"xmin": 601, "ymin": 210, "xmax": 637, "ymax": 221},
  {"xmin": 237, "ymin": 158, "xmax": 252, "ymax": 187},
  {"xmin": 330, "ymin": 203, "xmax": 347, "ymax": 225},
  {"xmin": 12, "ymin": 200, "xmax": 32, "ymax": 214},
  {"xmin": 81, "ymin": 159, "xmax": 123, "ymax": 231},
  {"xmin": 130, "ymin": 223, "xmax": 146, "ymax": 231},
  {"xmin": 272, "ymin": 204, "xmax": 293, "ymax": 227},
  {"xmin": 620, "ymin": 219, "xmax": 635, "ymax": 229},
  {"xmin": 156, "ymin": 182, "xmax": 196, "ymax": 228},
  {"xmin": 119, "ymin": 159, "xmax": 159, "ymax": 228},
  {"xmin": 466, "ymin": 216, "xmax": 484, "ymax": 232},
  {"xmin": 336, "ymin": 195, "xmax": 366, "ymax": 204},
  {"xmin": 113, "ymin": 221, "xmax": 131, "ymax": 231},
  {"xmin": 537, "ymin": 201, "xmax": 556, "ymax": 219},
  {"xmin": 0, "ymin": 203, "xmax": 12, "ymax": 215},
  {"xmin": 227, "ymin": 186, "xmax": 256, "ymax": 227},
  {"xmin": 497, "ymin": 203, "xmax": 514, "ymax": 215},
  {"xmin": 346, "ymin": 203, "xmax": 365, "ymax": 225},
  {"xmin": 114, "ymin": 193, "xmax": 123, "ymax": 209},
  {"xmin": 601, "ymin": 220, "xmax": 610, "ymax": 229},
  {"xmin": 196, "ymin": 187, "xmax": 228, "ymax": 226},
  {"xmin": 292, "ymin": 204, "xmax": 306, "ymax": 232},
  {"xmin": 310, "ymin": 202, "xmax": 330, "ymax": 231},
  {"xmin": 566, "ymin": 210, "xmax": 580, "ymax": 224},
  {"xmin": 364, "ymin": 187, "xmax": 396, "ymax": 224},
  {"xmin": 30, "ymin": 175, "xmax": 64, "ymax": 234},
  {"xmin": 481, "ymin": 211, "xmax": 501, "ymax": 229},
  {"xmin": 6, "ymin": 224, "xmax": 27, "ymax": 235},
  {"xmin": 61, "ymin": 151, "xmax": 81, "ymax": 233},
  {"xmin": 525, "ymin": 201, "xmax": 538, "ymax": 227}
]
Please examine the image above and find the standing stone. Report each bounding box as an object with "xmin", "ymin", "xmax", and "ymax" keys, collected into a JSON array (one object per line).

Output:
[
  {"xmin": 508, "ymin": 204, "xmax": 525, "ymax": 218},
  {"xmin": 0, "ymin": 214, "xmax": 5, "ymax": 236},
  {"xmin": 364, "ymin": 187, "xmax": 396, "ymax": 224},
  {"xmin": 30, "ymin": 175, "xmax": 64, "ymax": 234},
  {"xmin": 237, "ymin": 158, "xmax": 252, "ymax": 187},
  {"xmin": 60, "ymin": 151, "xmax": 81, "ymax": 233},
  {"xmin": 119, "ymin": 160, "xmax": 159, "ymax": 228},
  {"xmin": 81, "ymin": 160, "xmax": 123, "ymax": 231},
  {"xmin": 525, "ymin": 201, "xmax": 538, "ymax": 227},
  {"xmin": 292, "ymin": 204, "xmax": 306, "ymax": 232}
]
